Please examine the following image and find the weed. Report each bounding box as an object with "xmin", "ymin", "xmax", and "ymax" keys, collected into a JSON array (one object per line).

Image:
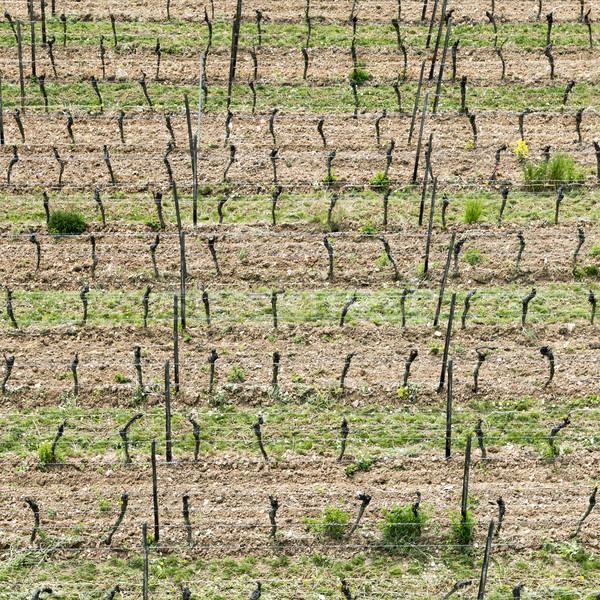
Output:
[
  {"xmin": 463, "ymin": 199, "xmax": 484, "ymax": 224},
  {"xmin": 356, "ymin": 454, "xmax": 374, "ymax": 472},
  {"xmin": 429, "ymin": 340, "xmax": 441, "ymax": 355},
  {"xmin": 522, "ymin": 152, "xmax": 586, "ymax": 191},
  {"xmin": 227, "ymin": 364, "xmax": 246, "ymax": 383},
  {"xmin": 350, "ymin": 67, "xmax": 370, "ymax": 85},
  {"xmin": 376, "ymin": 250, "xmax": 391, "ymax": 267},
  {"xmin": 589, "ymin": 242, "xmax": 600, "ymax": 257},
  {"xmin": 584, "ymin": 264, "xmax": 598, "ymax": 277},
  {"xmin": 360, "ymin": 222, "xmax": 378, "ymax": 236},
  {"xmin": 304, "ymin": 504, "xmax": 352, "ymax": 539},
  {"xmin": 48, "ymin": 209, "xmax": 86, "ymax": 235},
  {"xmin": 450, "ymin": 509, "xmax": 475, "ymax": 548},
  {"xmin": 345, "ymin": 464, "xmax": 357, "ymax": 478},
  {"xmin": 370, "ymin": 171, "xmax": 390, "ymax": 191},
  {"xmin": 323, "ymin": 172, "xmax": 339, "ymax": 185},
  {"xmin": 292, "ymin": 335, "xmax": 305, "ymax": 344},
  {"xmin": 114, "ymin": 373, "xmax": 130, "ymax": 384},
  {"xmin": 463, "ymin": 248, "xmax": 482, "ymax": 265},
  {"xmin": 38, "ymin": 442, "xmax": 61, "ymax": 469},
  {"xmin": 379, "ymin": 502, "xmax": 428, "ymax": 548}
]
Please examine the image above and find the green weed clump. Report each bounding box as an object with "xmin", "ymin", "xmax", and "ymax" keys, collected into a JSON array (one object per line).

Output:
[
  {"xmin": 304, "ymin": 504, "xmax": 351, "ymax": 539},
  {"xmin": 350, "ymin": 68, "xmax": 370, "ymax": 85},
  {"xmin": 463, "ymin": 198, "xmax": 484, "ymax": 224},
  {"xmin": 522, "ymin": 152, "xmax": 586, "ymax": 191},
  {"xmin": 48, "ymin": 209, "xmax": 86, "ymax": 235},
  {"xmin": 370, "ymin": 171, "xmax": 390, "ymax": 190},
  {"xmin": 38, "ymin": 442, "xmax": 61, "ymax": 469},
  {"xmin": 379, "ymin": 503, "xmax": 428, "ymax": 548},
  {"xmin": 450, "ymin": 509, "xmax": 475, "ymax": 548}
]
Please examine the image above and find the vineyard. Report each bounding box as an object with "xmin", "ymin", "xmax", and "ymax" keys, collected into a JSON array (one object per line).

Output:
[{"xmin": 2, "ymin": 0, "xmax": 600, "ymax": 598}]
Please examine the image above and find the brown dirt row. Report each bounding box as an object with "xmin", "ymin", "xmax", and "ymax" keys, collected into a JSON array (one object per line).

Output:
[
  {"xmin": 0, "ymin": 455, "xmax": 597, "ymax": 555},
  {"xmin": 0, "ymin": 44, "xmax": 597, "ymax": 85},
  {"xmin": 0, "ymin": 111, "xmax": 597, "ymax": 191},
  {"xmin": 0, "ymin": 321, "xmax": 599, "ymax": 407},
  {"xmin": 0, "ymin": 221, "xmax": 598, "ymax": 291},
  {"xmin": 1, "ymin": 0, "xmax": 589, "ymax": 26}
]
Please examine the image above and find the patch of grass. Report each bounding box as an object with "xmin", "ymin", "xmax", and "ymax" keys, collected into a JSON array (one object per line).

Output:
[
  {"xmin": 38, "ymin": 442, "xmax": 61, "ymax": 469},
  {"xmin": 584, "ymin": 264, "xmax": 599, "ymax": 277},
  {"xmin": 360, "ymin": 222, "xmax": 378, "ymax": 236},
  {"xmin": 522, "ymin": 152, "xmax": 586, "ymax": 191},
  {"xmin": 463, "ymin": 199, "xmax": 484, "ymax": 224},
  {"xmin": 304, "ymin": 504, "xmax": 352, "ymax": 539},
  {"xmin": 379, "ymin": 502, "xmax": 428, "ymax": 548},
  {"xmin": 48, "ymin": 209, "xmax": 86, "ymax": 235},
  {"xmin": 350, "ymin": 67, "xmax": 370, "ymax": 85}
]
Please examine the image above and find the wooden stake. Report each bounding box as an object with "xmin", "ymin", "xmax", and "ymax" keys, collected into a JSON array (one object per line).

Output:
[
  {"xmin": 408, "ymin": 61, "xmax": 426, "ymax": 145},
  {"xmin": 151, "ymin": 441, "xmax": 159, "ymax": 543},
  {"xmin": 461, "ymin": 434, "xmax": 472, "ymax": 520},
  {"xmin": 433, "ymin": 232, "xmax": 455, "ymax": 326},
  {"xmin": 423, "ymin": 176, "xmax": 437, "ymax": 275},
  {"xmin": 437, "ymin": 291, "xmax": 456, "ymax": 393},
  {"xmin": 165, "ymin": 359, "xmax": 172, "ymax": 462},
  {"xmin": 17, "ymin": 21, "xmax": 25, "ymax": 114},
  {"xmin": 433, "ymin": 16, "xmax": 453, "ymax": 114},
  {"xmin": 142, "ymin": 523, "xmax": 149, "ymax": 600},
  {"xmin": 445, "ymin": 359, "xmax": 452, "ymax": 459},
  {"xmin": 173, "ymin": 295, "xmax": 179, "ymax": 393},
  {"xmin": 477, "ymin": 520, "xmax": 495, "ymax": 600}
]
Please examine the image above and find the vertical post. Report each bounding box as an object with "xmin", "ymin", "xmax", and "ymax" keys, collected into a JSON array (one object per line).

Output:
[
  {"xmin": 40, "ymin": 0, "xmax": 47, "ymax": 45},
  {"xmin": 445, "ymin": 359, "xmax": 452, "ymax": 459},
  {"xmin": 17, "ymin": 21, "xmax": 25, "ymax": 114},
  {"xmin": 437, "ymin": 291, "xmax": 456, "ymax": 393},
  {"xmin": 477, "ymin": 520, "xmax": 495, "ymax": 600},
  {"xmin": 411, "ymin": 93, "xmax": 428, "ymax": 184},
  {"xmin": 151, "ymin": 441, "xmax": 160, "ymax": 543},
  {"xmin": 142, "ymin": 522, "xmax": 149, "ymax": 600},
  {"xmin": 184, "ymin": 94, "xmax": 197, "ymax": 225},
  {"xmin": 0, "ymin": 71, "xmax": 4, "ymax": 145},
  {"xmin": 433, "ymin": 16, "xmax": 453, "ymax": 113},
  {"xmin": 227, "ymin": 0, "xmax": 243, "ymax": 110},
  {"xmin": 172, "ymin": 180, "xmax": 182, "ymax": 233},
  {"xmin": 179, "ymin": 231, "xmax": 186, "ymax": 328},
  {"xmin": 197, "ymin": 55, "xmax": 204, "ymax": 146},
  {"xmin": 423, "ymin": 176, "xmax": 437, "ymax": 275},
  {"xmin": 173, "ymin": 295, "xmax": 180, "ymax": 393},
  {"xmin": 408, "ymin": 61, "xmax": 426, "ymax": 145},
  {"xmin": 461, "ymin": 434, "xmax": 472, "ymax": 520},
  {"xmin": 164, "ymin": 359, "xmax": 172, "ymax": 463},
  {"xmin": 30, "ymin": 17, "xmax": 37, "ymax": 78},
  {"xmin": 433, "ymin": 231, "xmax": 456, "ymax": 326},
  {"xmin": 418, "ymin": 134, "xmax": 433, "ymax": 226}
]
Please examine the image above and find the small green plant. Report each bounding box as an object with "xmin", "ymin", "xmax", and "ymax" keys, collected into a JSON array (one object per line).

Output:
[
  {"xmin": 370, "ymin": 171, "xmax": 390, "ymax": 191},
  {"xmin": 48, "ymin": 209, "xmax": 86, "ymax": 235},
  {"xmin": 304, "ymin": 504, "xmax": 351, "ymax": 539},
  {"xmin": 379, "ymin": 502, "xmax": 428, "ymax": 547},
  {"xmin": 98, "ymin": 495, "xmax": 114, "ymax": 512},
  {"xmin": 356, "ymin": 454, "xmax": 374, "ymax": 472},
  {"xmin": 227, "ymin": 364, "xmax": 246, "ymax": 383},
  {"xmin": 360, "ymin": 222, "xmax": 378, "ymax": 236},
  {"xmin": 522, "ymin": 152, "xmax": 586, "ymax": 191},
  {"xmin": 323, "ymin": 172, "xmax": 338, "ymax": 185},
  {"xmin": 114, "ymin": 373, "xmax": 130, "ymax": 384},
  {"xmin": 584, "ymin": 264, "xmax": 598, "ymax": 277},
  {"xmin": 292, "ymin": 335, "xmax": 305, "ymax": 344},
  {"xmin": 376, "ymin": 250, "xmax": 390, "ymax": 268},
  {"xmin": 463, "ymin": 198, "xmax": 484, "ymax": 224},
  {"xmin": 38, "ymin": 443, "xmax": 61, "ymax": 469},
  {"xmin": 350, "ymin": 67, "xmax": 370, "ymax": 85},
  {"xmin": 345, "ymin": 464, "xmax": 357, "ymax": 478},
  {"xmin": 429, "ymin": 340, "xmax": 441, "ymax": 355},
  {"xmin": 589, "ymin": 242, "xmax": 600, "ymax": 257},
  {"xmin": 450, "ymin": 509, "xmax": 475, "ymax": 548},
  {"xmin": 463, "ymin": 248, "xmax": 482, "ymax": 266}
]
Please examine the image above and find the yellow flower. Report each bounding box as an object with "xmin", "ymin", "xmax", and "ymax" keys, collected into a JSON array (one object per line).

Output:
[{"xmin": 513, "ymin": 138, "xmax": 528, "ymax": 161}]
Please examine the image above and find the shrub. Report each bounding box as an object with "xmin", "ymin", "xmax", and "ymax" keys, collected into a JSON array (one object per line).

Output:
[
  {"xmin": 463, "ymin": 199, "xmax": 484, "ymax": 224},
  {"xmin": 370, "ymin": 171, "xmax": 390, "ymax": 191},
  {"xmin": 350, "ymin": 68, "xmax": 370, "ymax": 85},
  {"xmin": 304, "ymin": 504, "xmax": 351, "ymax": 539},
  {"xmin": 379, "ymin": 502, "xmax": 428, "ymax": 547},
  {"xmin": 48, "ymin": 209, "xmax": 86, "ymax": 235},
  {"xmin": 450, "ymin": 509, "xmax": 475, "ymax": 548},
  {"xmin": 522, "ymin": 152, "xmax": 586, "ymax": 191}
]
